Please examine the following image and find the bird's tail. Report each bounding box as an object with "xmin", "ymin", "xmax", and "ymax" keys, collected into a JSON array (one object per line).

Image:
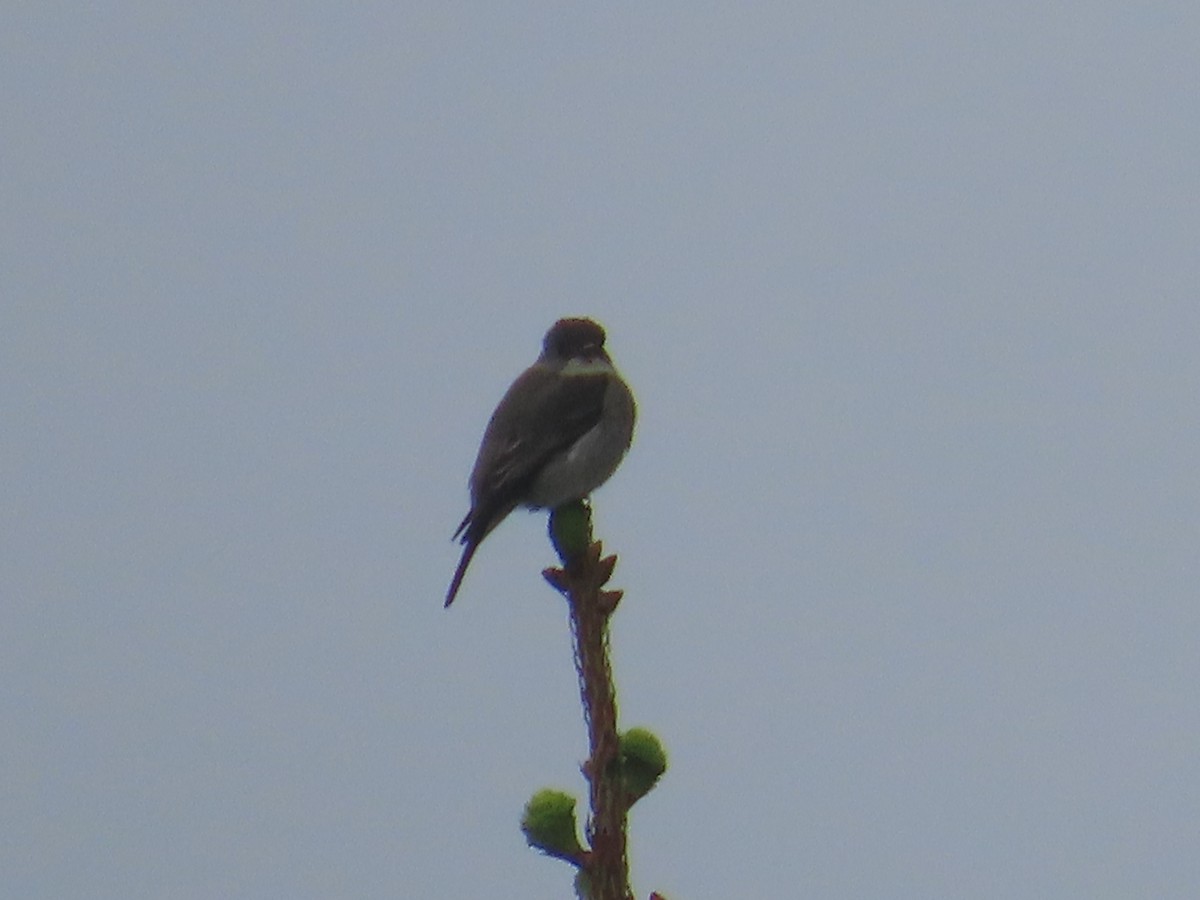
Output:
[{"xmin": 444, "ymin": 539, "xmax": 479, "ymax": 608}]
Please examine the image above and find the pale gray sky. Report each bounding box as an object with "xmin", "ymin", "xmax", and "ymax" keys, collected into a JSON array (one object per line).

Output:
[{"xmin": 4, "ymin": 4, "xmax": 1198, "ymax": 898}]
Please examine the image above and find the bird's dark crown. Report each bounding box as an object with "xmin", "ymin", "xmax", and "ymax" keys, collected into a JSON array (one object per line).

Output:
[{"xmin": 543, "ymin": 317, "xmax": 607, "ymax": 360}]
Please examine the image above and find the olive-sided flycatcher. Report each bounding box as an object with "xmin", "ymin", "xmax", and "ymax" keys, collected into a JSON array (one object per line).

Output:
[{"xmin": 445, "ymin": 317, "xmax": 635, "ymax": 607}]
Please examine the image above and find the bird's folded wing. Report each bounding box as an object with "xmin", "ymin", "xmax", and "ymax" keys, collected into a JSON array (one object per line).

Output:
[{"xmin": 470, "ymin": 368, "xmax": 609, "ymax": 512}]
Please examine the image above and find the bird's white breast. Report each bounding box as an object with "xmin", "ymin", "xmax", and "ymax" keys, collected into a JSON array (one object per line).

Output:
[{"xmin": 525, "ymin": 375, "xmax": 635, "ymax": 509}]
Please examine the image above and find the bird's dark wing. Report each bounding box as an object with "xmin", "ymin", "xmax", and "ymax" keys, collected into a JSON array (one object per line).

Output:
[
  {"xmin": 447, "ymin": 367, "xmax": 609, "ymax": 607},
  {"xmin": 460, "ymin": 369, "xmax": 608, "ymax": 539}
]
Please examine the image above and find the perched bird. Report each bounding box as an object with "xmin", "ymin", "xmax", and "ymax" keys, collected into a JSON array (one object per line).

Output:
[{"xmin": 445, "ymin": 318, "xmax": 636, "ymax": 607}]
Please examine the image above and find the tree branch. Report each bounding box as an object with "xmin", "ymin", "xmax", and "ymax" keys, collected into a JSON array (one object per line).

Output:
[{"xmin": 544, "ymin": 505, "xmax": 632, "ymax": 900}]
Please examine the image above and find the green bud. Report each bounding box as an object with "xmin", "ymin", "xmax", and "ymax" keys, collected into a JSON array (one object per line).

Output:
[
  {"xmin": 521, "ymin": 788, "xmax": 584, "ymax": 864},
  {"xmin": 549, "ymin": 500, "xmax": 592, "ymax": 564},
  {"xmin": 618, "ymin": 728, "xmax": 668, "ymax": 804}
]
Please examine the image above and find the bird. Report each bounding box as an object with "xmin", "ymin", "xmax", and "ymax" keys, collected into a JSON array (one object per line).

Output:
[{"xmin": 445, "ymin": 317, "xmax": 636, "ymax": 607}]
